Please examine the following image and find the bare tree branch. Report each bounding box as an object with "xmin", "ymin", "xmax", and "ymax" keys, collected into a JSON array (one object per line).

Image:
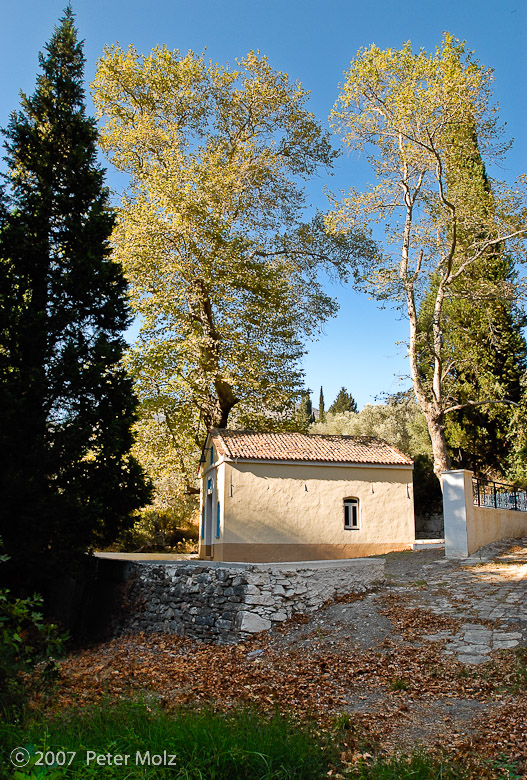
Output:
[{"xmin": 444, "ymin": 399, "xmax": 519, "ymax": 415}]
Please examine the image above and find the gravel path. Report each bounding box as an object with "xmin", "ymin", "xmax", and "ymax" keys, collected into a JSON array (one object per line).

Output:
[{"xmin": 384, "ymin": 539, "xmax": 527, "ymax": 663}]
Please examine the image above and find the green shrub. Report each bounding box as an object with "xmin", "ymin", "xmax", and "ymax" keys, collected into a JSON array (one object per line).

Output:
[
  {"xmin": 0, "ymin": 550, "xmax": 66, "ymax": 713},
  {"xmin": 111, "ymin": 506, "xmax": 199, "ymax": 553}
]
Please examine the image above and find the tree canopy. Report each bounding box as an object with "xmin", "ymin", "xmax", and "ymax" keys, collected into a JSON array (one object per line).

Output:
[
  {"xmin": 327, "ymin": 34, "xmax": 527, "ymax": 480},
  {"xmin": 328, "ymin": 387, "xmax": 358, "ymax": 415},
  {"xmin": 0, "ymin": 9, "xmax": 150, "ymax": 590},
  {"xmin": 92, "ymin": 45, "xmax": 374, "ymax": 488},
  {"xmin": 296, "ymin": 390, "xmax": 315, "ymax": 430}
]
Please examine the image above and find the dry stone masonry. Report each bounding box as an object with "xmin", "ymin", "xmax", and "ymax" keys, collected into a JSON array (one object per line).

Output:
[{"xmin": 116, "ymin": 558, "xmax": 384, "ymax": 643}]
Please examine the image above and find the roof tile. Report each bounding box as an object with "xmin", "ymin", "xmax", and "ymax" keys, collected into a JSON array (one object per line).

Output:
[{"xmin": 210, "ymin": 429, "xmax": 412, "ymax": 466}]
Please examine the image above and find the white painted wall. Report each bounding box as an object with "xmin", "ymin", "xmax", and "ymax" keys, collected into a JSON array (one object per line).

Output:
[{"xmin": 443, "ymin": 469, "xmax": 527, "ymax": 558}]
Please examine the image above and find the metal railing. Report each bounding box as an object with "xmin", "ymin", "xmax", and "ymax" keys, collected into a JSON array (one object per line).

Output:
[{"xmin": 472, "ymin": 476, "xmax": 527, "ymax": 512}]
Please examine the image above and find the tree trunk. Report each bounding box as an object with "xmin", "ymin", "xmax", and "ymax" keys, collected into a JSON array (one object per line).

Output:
[
  {"xmin": 425, "ymin": 410, "xmax": 451, "ymax": 483},
  {"xmin": 405, "ymin": 267, "xmax": 451, "ymax": 485},
  {"xmin": 192, "ymin": 279, "xmax": 240, "ymax": 431},
  {"xmin": 209, "ymin": 378, "xmax": 239, "ymax": 429}
]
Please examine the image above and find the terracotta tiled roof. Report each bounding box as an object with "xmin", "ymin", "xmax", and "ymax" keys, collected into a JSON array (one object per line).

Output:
[{"xmin": 210, "ymin": 429, "xmax": 412, "ymax": 466}]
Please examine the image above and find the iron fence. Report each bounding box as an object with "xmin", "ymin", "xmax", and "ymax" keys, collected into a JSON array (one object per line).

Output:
[{"xmin": 472, "ymin": 476, "xmax": 527, "ymax": 512}]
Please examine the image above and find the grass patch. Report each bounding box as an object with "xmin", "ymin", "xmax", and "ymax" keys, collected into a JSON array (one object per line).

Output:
[
  {"xmin": 511, "ymin": 647, "xmax": 527, "ymax": 691},
  {"xmin": 0, "ymin": 700, "xmax": 335, "ymax": 779},
  {"xmin": 388, "ymin": 677, "xmax": 410, "ymax": 692},
  {"xmin": 1, "ymin": 700, "xmax": 522, "ymax": 779}
]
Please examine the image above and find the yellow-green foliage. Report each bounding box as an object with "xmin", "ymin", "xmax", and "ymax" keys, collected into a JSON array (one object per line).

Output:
[
  {"xmin": 326, "ymin": 34, "xmax": 526, "ymax": 479},
  {"xmin": 91, "ymin": 45, "xmax": 356, "ymax": 498},
  {"xmin": 115, "ymin": 507, "xmax": 199, "ymax": 553},
  {"xmin": 311, "ymin": 396, "xmax": 432, "ymax": 461}
]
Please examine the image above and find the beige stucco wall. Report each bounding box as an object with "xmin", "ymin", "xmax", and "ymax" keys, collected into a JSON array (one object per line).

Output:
[
  {"xmin": 200, "ymin": 458, "xmax": 414, "ymax": 561},
  {"xmin": 468, "ymin": 505, "xmax": 527, "ymax": 556}
]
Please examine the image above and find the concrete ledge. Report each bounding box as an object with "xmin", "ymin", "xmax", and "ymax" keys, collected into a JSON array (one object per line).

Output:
[
  {"xmin": 249, "ymin": 558, "xmax": 384, "ymax": 571},
  {"xmin": 106, "ymin": 556, "xmax": 385, "ymax": 572},
  {"xmin": 95, "ymin": 552, "xmax": 197, "ymax": 562}
]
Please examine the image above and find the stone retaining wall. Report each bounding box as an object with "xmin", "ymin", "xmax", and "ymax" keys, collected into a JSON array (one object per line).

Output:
[{"xmin": 115, "ymin": 558, "xmax": 384, "ymax": 643}]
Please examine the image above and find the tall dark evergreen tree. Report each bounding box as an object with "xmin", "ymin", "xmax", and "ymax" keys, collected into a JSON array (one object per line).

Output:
[
  {"xmin": 417, "ymin": 126, "xmax": 526, "ymax": 478},
  {"xmin": 0, "ymin": 8, "xmax": 150, "ymax": 592},
  {"xmin": 328, "ymin": 387, "xmax": 358, "ymax": 415},
  {"xmin": 318, "ymin": 386, "xmax": 326, "ymax": 422},
  {"xmin": 296, "ymin": 390, "xmax": 315, "ymax": 430}
]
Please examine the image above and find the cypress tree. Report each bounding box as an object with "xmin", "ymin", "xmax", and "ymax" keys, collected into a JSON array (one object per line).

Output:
[
  {"xmin": 328, "ymin": 387, "xmax": 358, "ymax": 415},
  {"xmin": 318, "ymin": 386, "xmax": 326, "ymax": 422},
  {"xmin": 296, "ymin": 390, "xmax": 315, "ymax": 430},
  {"xmin": 417, "ymin": 126, "xmax": 526, "ymax": 477},
  {"xmin": 0, "ymin": 8, "xmax": 150, "ymax": 592}
]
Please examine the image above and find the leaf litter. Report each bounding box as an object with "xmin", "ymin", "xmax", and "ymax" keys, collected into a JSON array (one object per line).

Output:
[{"xmin": 28, "ymin": 545, "xmax": 527, "ymax": 773}]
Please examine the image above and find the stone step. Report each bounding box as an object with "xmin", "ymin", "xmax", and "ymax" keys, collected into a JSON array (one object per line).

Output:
[{"xmin": 413, "ymin": 539, "xmax": 445, "ymax": 550}]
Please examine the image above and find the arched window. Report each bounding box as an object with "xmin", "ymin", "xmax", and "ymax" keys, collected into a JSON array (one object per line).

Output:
[{"xmin": 344, "ymin": 498, "xmax": 360, "ymax": 530}]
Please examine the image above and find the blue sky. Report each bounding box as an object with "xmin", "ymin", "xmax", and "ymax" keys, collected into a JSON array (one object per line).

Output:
[{"xmin": 2, "ymin": 0, "xmax": 525, "ymax": 409}]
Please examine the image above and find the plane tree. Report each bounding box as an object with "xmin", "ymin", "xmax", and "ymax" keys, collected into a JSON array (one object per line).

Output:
[
  {"xmin": 327, "ymin": 35, "xmax": 526, "ymax": 481},
  {"xmin": 92, "ymin": 46, "xmax": 374, "ymax": 488}
]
